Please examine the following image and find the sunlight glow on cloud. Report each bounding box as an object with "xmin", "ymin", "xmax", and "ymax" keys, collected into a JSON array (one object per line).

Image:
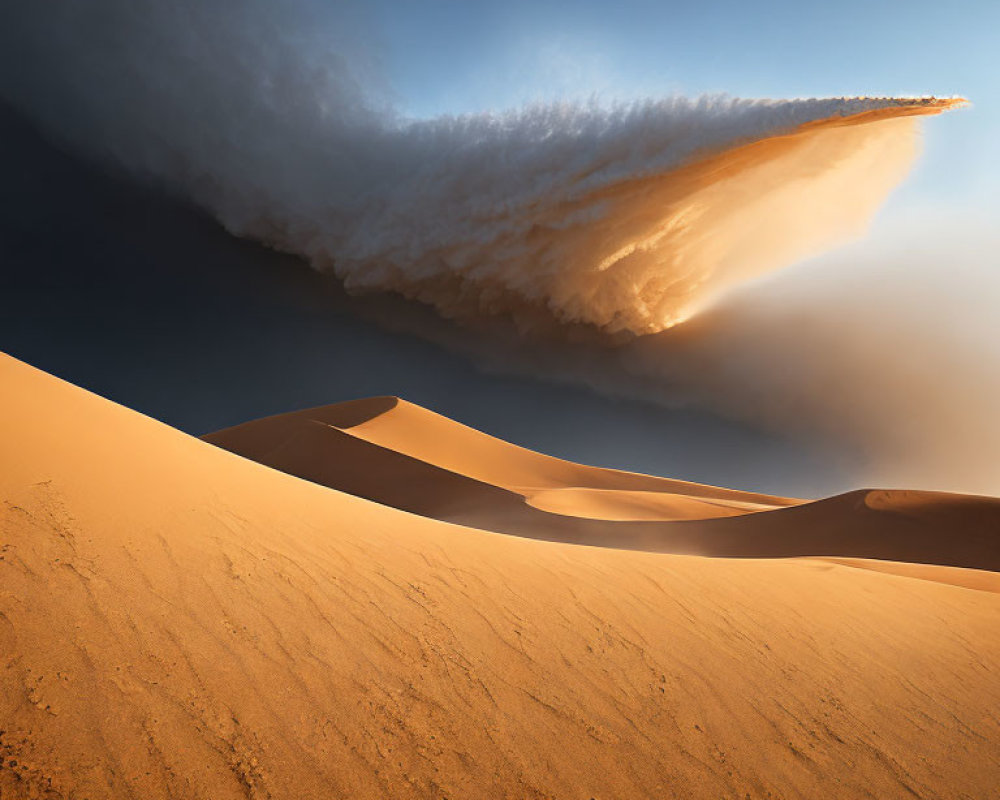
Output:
[{"xmin": 0, "ymin": 0, "xmax": 958, "ymax": 336}]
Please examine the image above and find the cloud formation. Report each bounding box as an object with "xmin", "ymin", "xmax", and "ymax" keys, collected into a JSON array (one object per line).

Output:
[
  {"xmin": 4, "ymin": 0, "xmax": 987, "ymax": 495},
  {"xmin": 0, "ymin": 0, "xmax": 956, "ymax": 337}
]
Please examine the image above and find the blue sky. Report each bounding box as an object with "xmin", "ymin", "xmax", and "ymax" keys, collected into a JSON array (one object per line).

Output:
[{"xmin": 364, "ymin": 0, "xmax": 999, "ymax": 208}]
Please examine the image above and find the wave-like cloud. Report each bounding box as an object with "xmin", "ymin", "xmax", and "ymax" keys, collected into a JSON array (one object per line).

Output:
[
  {"xmin": 339, "ymin": 99, "xmax": 956, "ymax": 336},
  {"xmin": 0, "ymin": 0, "xmax": 960, "ymax": 337}
]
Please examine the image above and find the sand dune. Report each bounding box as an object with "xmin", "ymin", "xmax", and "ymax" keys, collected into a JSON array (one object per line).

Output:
[
  {"xmin": 206, "ymin": 397, "xmax": 1000, "ymax": 571},
  {"xmin": 525, "ymin": 486, "xmax": 765, "ymax": 521},
  {"xmin": 3, "ymin": 352, "xmax": 1000, "ymax": 798},
  {"xmin": 204, "ymin": 410, "xmax": 769, "ymax": 543},
  {"xmin": 206, "ymin": 396, "xmax": 796, "ymax": 509}
]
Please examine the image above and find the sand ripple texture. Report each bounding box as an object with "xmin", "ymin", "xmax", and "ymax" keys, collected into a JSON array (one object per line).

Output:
[{"xmin": 2, "ymin": 352, "xmax": 999, "ymax": 799}]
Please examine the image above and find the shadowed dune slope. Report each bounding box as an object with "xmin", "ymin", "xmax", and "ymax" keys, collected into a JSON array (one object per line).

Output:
[
  {"xmin": 205, "ymin": 398, "xmax": 1000, "ymax": 572},
  {"xmin": 3, "ymin": 352, "xmax": 1000, "ymax": 798}
]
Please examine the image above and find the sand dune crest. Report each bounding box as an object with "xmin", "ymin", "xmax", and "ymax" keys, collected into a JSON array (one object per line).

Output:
[{"xmin": 206, "ymin": 397, "xmax": 1000, "ymax": 573}]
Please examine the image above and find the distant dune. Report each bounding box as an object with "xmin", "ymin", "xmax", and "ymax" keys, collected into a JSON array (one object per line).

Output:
[
  {"xmin": 204, "ymin": 395, "xmax": 797, "ymax": 521},
  {"xmin": 3, "ymin": 351, "xmax": 999, "ymax": 799},
  {"xmin": 206, "ymin": 396, "xmax": 1000, "ymax": 573}
]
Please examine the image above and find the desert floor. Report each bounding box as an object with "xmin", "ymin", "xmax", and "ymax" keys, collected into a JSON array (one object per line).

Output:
[{"xmin": 2, "ymin": 351, "xmax": 999, "ymax": 799}]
